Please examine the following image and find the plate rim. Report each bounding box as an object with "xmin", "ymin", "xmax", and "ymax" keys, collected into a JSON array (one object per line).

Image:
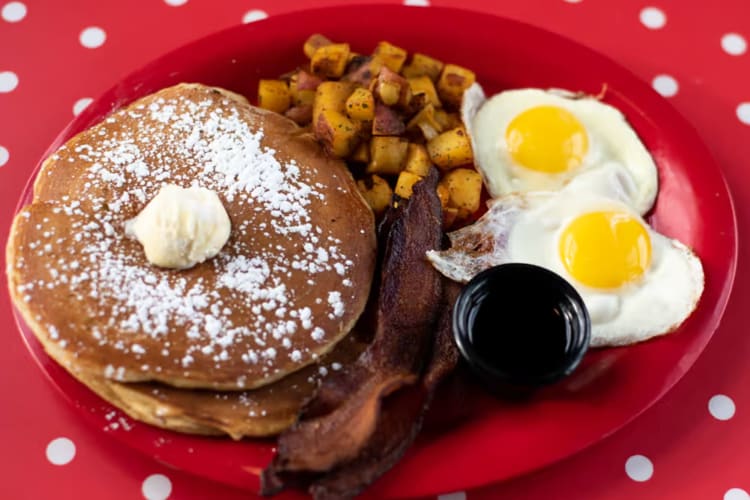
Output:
[{"xmin": 10, "ymin": 4, "xmax": 739, "ymax": 497}]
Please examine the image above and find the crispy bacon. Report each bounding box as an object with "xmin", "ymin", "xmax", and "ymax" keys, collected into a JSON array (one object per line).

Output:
[
  {"xmin": 308, "ymin": 282, "xmax": 461, "ymax": 500},
  {"xmin": 261, "ymin": 167, "xmax": 448, "ymax": 498}
]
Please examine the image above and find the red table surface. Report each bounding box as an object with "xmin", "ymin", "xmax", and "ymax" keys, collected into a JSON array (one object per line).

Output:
[{"xmin": 1, "ymin": 0, "xmax": 749, "ymax": 499}]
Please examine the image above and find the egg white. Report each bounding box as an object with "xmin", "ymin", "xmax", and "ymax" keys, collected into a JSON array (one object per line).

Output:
[
  {"xmin": 461, "ymin": 85, "xmax": 659, "ymax": 215},
  {"xmin": 427, "ymin": 167, "xmax": 704, "ymax": 347}
]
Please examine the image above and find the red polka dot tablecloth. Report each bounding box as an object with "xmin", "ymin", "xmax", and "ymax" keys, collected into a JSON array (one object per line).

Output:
[{"xmin": 1, "ymin": 0, "xmax": 749, "ymax": 499}]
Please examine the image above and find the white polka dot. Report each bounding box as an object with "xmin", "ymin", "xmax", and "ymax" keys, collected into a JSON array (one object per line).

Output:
[
  {"xmin": 640, "ymin": 7, "xmax": 666, "ymax": 30},
  {"xmin": 563, "ymin": 0, "xmax": 583, "ymax": 3},
  {"xmin": 725, "ymin": 488, "xmax": 750, "ymax": 500},
  {"xmin": 708, "ymin": 394, "xmax": 736, "ymax": 420},
  {"xmin": 46, "ymin": 437, "xmax": 76, "ymax": 465},
  {"xmin": 142, "ymin": 474, "xmax": 172, "ymax": 500},
  {"xmin": 404, "ymin": 0, "xmax": 430, "ymax": 6},
  {"xmin": 2, "ymin": 1, "xmax": 26, "ymax": 22},
  {"xmin": 164, "ymin": 0, "xmax": 187, "ymax": 6},
  {"xmin": 438, "ymin": 493, "xmax": 467, "ymax": 500},
  {"xmin": 625, "ymin": 454, "xmax": 653, "ymax": 482},
  {"xmin": 652, "ymin": 74, "xmax": 679, "ymax": 97},
  {"xmin": 737, "ymin": 103, "xmax": 750, "ymax": 125},
  {"xmin": 721, "ymin": 33, "xmax": 747, "ymax": 56},
  {"xmin": 0, "ymin": 145, "xmax": 8, "ymax": 167},
  {"xmin": 0, "ymin": 71, "xmax": 18, "ymax": 92},
  {"xmin": 73, "ymin": 97, "xmax": 93, "ymax": 116},
  {"xmin": 79, "ymin": 26, "xmax": 106, "ymax": 49},
  {"xmin": 242, "ymin": 9, "xmax": 268, "ymax": 24}
]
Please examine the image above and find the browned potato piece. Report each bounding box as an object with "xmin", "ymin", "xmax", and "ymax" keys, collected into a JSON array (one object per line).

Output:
[
  {"xmin": 408, "ymin": 76, "xmax": 441, "ymax": 108},
  {"xmin": 289, "ymin": 72, "xmax": 319, "ymax": 107},
  {"xmin": 404, "ymin": 143, "xmax": 431, "ymax": 177},
  {"xmin": 372, "ymin": 104, "xmax": 405, "ymax": 136},
  {"xmin": 313, "ymin": 81, "xmax": 355, "ymax": 127},
  {"xmin": 344, "ymin": 56, "xmax": 384, "ymax": 87},
  {"xmin": 437, "ymin": 64, "xmax": 476, "ymax": 108},
  {"xmin": 374, "ymin": 41, "xmax": 408, "ymax": 73},
  {"xmin": 439, "ymin": 168, "xmax": 483, "ymax": 214},
  {"xmin": 401, "ymin": 53, "xmax": 444, "ymax": 82},
  {"xmin": 258, "ymin": 80, "xmax": 291, "ymax": 114},
  {"xmin": 304, "ymin": 34, "xmax": 333, "ymax": 59},
  {"xmin": 311, "ymin": 43, "xmax": 351, "ymax": 78},
  {"xmin": 285, "ymin": 104, "xmax": 313, "ymax": 125},
  {"xmin": 357, "ymin": 175, "xmax": 393, "ymax": 216},
  {"xmin": 346, "ymin": 88, "xmax": 375, "ymax": 121},
  {"xmin": 315, "ymin": 109, "xmax": 361, "ymax": 158},
  {"xmin": 395, "ymin": 171, "xmax": 423, "ymax": 199},
  {"xmin": 436, "ymin": 182, "xmax": 450, "ymax": 208},
  {"xmin": 427, "ymin": 126, "xmax": 473, "ymax": 169},
  {"xmin": 290, "ymin": 70, "xmax": 323, "ymax": 105},
  {"xmin": 406, "ymin": 103, "xmax": 443, "ymax": 141},
  {"xmin": 372, "ymin": 67, "xmax": 411, "ymax": 108},
  {"xmin": 350, "ymin": 141, "xmax": 370, "ymax": 163},
  {"xmin": 367, "ymin": 136, "xmax": 408, "ymax": 175},
  {"xmin": 434, "ymin": 109, "xmax": 462, "ymax": 130},
  {"xmin": 297, "ymin": 70, "xmax": 323, "ymax": 90},
  {"xmin": 442, "ymin": 206, "xmax": 459, "ymax": 230}
]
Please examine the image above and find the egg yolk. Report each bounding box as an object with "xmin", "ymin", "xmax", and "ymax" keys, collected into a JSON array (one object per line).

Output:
[
  {"xmin": 505, "ymin": 105, "xmax": 589, "ymax": 173},
  {"xmin": 558, "ymin": 211, "xmax": 652, "ymax": 289}
]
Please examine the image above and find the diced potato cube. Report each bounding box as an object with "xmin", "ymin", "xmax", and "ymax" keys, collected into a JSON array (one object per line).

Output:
[
  {"xmin": 372, "ymin": 67, "xmax": 411, "ymax": 108},
  {"xmin": 304, "ymin": 34, "xmax": 333, "ymax": 59},
  {"xmin": 373, "ymin": 41, "xmax": 408, "ymax": 73},
  {"xmin": 314, "ymin": 109, "xmax": 361, "ymax": 158},
  {"xmin": 292, "ymin": 88, "xmax": 316, "ymax": 107},
  {"xmin": 257, "ymin": 80, "xmax": 291, "ymax": 114},
  {"xmin": 372, "ymin": 104, "xmax": 405, "ymax": 136},
  {"xmin": 434, "ymin": 109, "xmax": 462, "ymax": 130},
  {"xmin": 296, "ymin": 70, "xmax": 324, "ymax": 90},
  {"xmin": 350, "ymin": 141, "xmax": 370, "ymax": 163},
  {"xmin": 377, "ymin": 80, "xmax": 400, "ymax": 106},
  {"xmin": 346, "ymin": 88, "xmax": 375, "ymax": 121},
  {"xmin": 437, "ymin": 64, "xmax": 476, "ymax": 108},
  {"xmin": 311, "ymin": 43, "xmax": 351, "ymax": 78},
  {"xmin": 313, "ymin": 81, "xmax": 355, "ymax": 127},
  {"xmin": 439, "ymin": 168, "xmax": 483, "ymax": 214},
  {"xmin": 427, "ymin": 126, "xmax": 473, "ymax": 169},
  {"xmin": 404, "ymin": 143, "xmax": 431, "ymax": 177},
  {"xmin": 408, "ymin": 76, "xmax": 441, "ymax": 108},
  {"xmin": 290, "ymin": 71, "xmax": 321, "ymax": 108},
  {"xmin": 442, "ymin": 206, "xmax": 459, "ymax": 230},
  {"xmin": 436, "ymin": 183, "xmax": 450, "ymax": 208},
  {"xmin": 285, "ymin": 104, "xmax": 313, "ymax": 125},
  {"xmin": 344, "ymin": 56, "xmax": 384, "ymax": 87},
  {"xmin": 406, "ymin": 103, "xmax": 443, "ymax": 140},
  {"xmin": 357, "ymin": 175, "xmax": 393, "ymax": 216},
  {"xmin": 395, "ymin": 171, "xmax": 423, "ymax": 199},
  {"xmin": 401, "ymin": 53, "xmax": 444, "ymax": 81},
  {"xmin": 367, "ymin": 136, "xmax": 408, "ymax": 175}
]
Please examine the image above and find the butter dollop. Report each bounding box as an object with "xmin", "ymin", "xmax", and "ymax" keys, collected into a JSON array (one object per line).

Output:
[{"xmin": 125, "ymin": 184, "xmax": 231, "ymax": 269}]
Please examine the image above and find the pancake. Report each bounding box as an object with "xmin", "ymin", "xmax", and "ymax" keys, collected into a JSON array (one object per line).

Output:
[
  {"xmin": 7, "ymin": 83, "xmax": 376, "ymax": 391},
  {"xmin": 74, "ymin": 332, "xmax": 369, "ymax": 439}
]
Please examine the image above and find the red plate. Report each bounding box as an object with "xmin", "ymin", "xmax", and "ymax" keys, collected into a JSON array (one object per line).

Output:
[{"xmin": 12, "ymin": 5, "xmax": 737, "ymax": 498}]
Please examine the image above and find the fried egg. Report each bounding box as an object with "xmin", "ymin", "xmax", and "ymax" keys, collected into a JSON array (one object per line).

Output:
[
  {"xmin": 426, "ymin": 166, "xmax": 704, "ymax": 347},
  {"xmin": 461, "ymin": 85, "xmax": 659, "ymax": 215}
]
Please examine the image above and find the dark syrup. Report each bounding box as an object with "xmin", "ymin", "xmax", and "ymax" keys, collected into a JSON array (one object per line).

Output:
[
  {"xmin": 469, "ymin": 285, "xmax": 572, "ymax": 379},
  {"xmin": 454, "ymin": 264, "xmax": 591, "ymax": 389}
]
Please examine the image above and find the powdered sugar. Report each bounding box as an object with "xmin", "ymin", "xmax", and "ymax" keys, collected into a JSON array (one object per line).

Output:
[{"xmin": 16, "ymin": 86, "xmax": 363, "ymax": 385}]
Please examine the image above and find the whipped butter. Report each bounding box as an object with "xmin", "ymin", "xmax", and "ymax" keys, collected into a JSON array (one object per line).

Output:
[{"xmin": 125, "ymin": 184, "xmax": 231, "ymax": 269}]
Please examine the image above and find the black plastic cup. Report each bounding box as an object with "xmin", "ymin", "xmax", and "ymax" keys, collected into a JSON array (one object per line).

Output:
[{"xmin": 453, "ymin": 263, "xmax": 591, "ymax": 397}]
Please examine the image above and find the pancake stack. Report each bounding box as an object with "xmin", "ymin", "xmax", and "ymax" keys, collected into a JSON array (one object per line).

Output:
[{"xmin": 6, "ymin": 83, "xmax": 377, "ymax": 438}]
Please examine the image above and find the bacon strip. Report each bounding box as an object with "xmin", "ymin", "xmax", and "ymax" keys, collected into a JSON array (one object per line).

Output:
[
  {"xmin": 261, "ymin": 167, "xmax": 444, "ymax": 496},
  {"xmin": 308, "ymin": 282, "xmax": 461, "ymax": 500}
]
